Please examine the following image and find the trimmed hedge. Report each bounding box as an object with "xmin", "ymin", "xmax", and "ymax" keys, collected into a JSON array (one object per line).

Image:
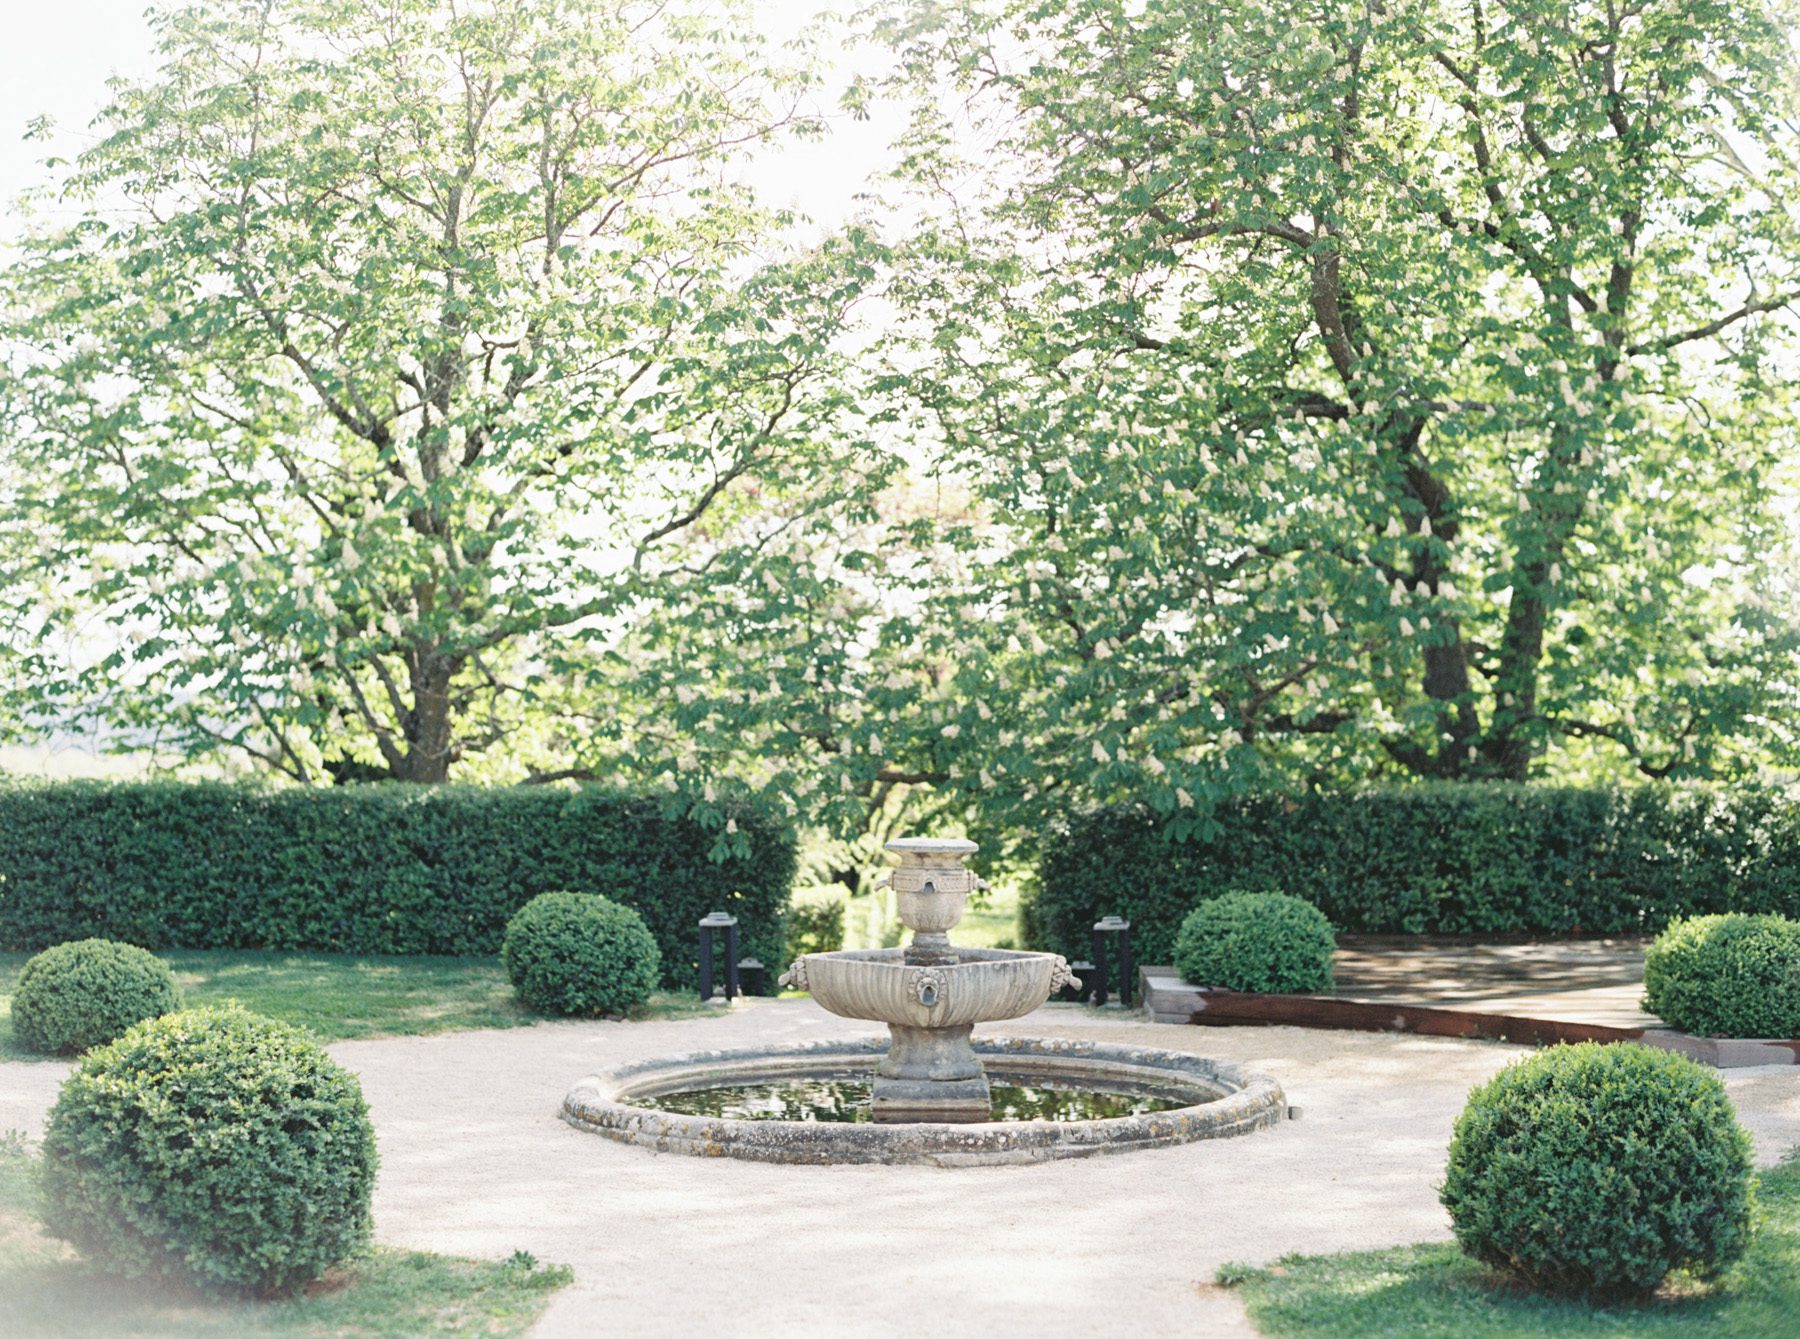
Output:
[
  {"xmin": 1028, "ymin": 784, "xmax": 1800, "ymax": 968},
  {"xmin": 11, "ymin": 938, "xmax": 180, "ymax": 1055},
  {"xmin": 41, "ymin": 1005, "xmax": 377, "ymax": 1296},
  {"xmin": 0, "ymin": 781, "xmax": 795, "ymax": 990},
  {"xmin": 1173, "ymin": 892, "xmax": 1335, "ymax": 994},
  {"xmin": 502, "ymin": 892, "xmax": 662, "ymax": 1016},
  {"xmin": 1441, "ymin": 1042, "xmax": 1755, "ymax": 1299},
  {"xmin": 1644, "ymin": 913, "xmax": 1800, "ymax": 1038}
]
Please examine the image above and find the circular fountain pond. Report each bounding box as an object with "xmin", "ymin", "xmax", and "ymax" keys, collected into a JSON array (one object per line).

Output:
[
  {"xmin": 637, "ymin": 1072, "xmax": 1183, "ymax": 1123},
  {"xmin": 561, "ymin": 1035, "xmax": 1286, "ymax": 1166}
]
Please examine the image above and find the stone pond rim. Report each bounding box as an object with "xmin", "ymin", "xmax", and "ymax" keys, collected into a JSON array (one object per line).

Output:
[{"xmin": 559, "ymin": 1035, "xmax": 1289, "ymax": 1166}]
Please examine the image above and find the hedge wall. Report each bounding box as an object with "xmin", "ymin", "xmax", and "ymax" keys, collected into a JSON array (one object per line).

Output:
[
  {"xmin": 0, "ymin": 781, "xmax": 795, "ymax": 990},
  {"xmin": 1027, "ymin": 784, "xmax": 1800, "ymax": 969}
]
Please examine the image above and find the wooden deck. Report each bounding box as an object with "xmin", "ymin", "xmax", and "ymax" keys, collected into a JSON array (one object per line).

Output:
[
  {"xmin": 1332, "ymin": 935, "xmax": 1656, "ymax": 1029},
  {"xmin": 1139, "ymin": 936, "xmax": 1799, "ymax": 1068}
]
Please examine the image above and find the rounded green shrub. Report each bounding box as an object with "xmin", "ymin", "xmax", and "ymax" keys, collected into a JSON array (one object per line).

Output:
[
  {"xmin": 502, "ymin": 891, "xmax": 661, "ymax": 1016},
  {"xmin": 1441, "ymin": 1042, "xmax": 1754, "ymax": 1299},
  {"xmin": 10, "ymin": 938, "xmax": 180, "ymax": 1055},
  {"xmin": 1173, "ymin": 890, "xmax": 1335, "ymax": 994},
  {"xmin": 1643, "ymin": 913, "xmax": 1800, "ymax": 1038},
  {"xmin": 40, "ymin": 1005, "xmax": 377, "ymax": 1296}
]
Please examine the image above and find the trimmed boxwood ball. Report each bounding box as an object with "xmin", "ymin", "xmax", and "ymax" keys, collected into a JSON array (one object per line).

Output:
[
  {"xmin": 1441, "ymin": 1042, "xmax": 1754, "ymax": 1300},
  {"xmin": 11, "ymin": 938, "xmax": 180, "ymax": 1054},
  {"xmin": 502, "ymin": 892, "xmax": 662, "ymax": 1017},
  {"xmin": 40, "ymin": 1005, "xmax": 377, "ymax": 1296},
  {"xmin": 1173, "ymin": 891, "xmax": 1335, "ymax": 994},
  {"xmin": 1643, "ymin": 913, "xmax": 1800, "ymax": 1038}
]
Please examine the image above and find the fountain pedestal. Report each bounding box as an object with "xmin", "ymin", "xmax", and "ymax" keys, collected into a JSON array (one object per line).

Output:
[
  {"xmin": 782, "ymin": 837, "xmax": 1078, "ymax": 1124},
  {"xmin": 874, "ymin": 1024, "xmax": 989, "ymax": 1121}
]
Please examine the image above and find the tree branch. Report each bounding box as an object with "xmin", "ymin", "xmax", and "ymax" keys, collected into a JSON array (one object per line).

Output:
[{"xmin": 1626, "ymin": 290, "xmax": 1800, "ymax": 356}]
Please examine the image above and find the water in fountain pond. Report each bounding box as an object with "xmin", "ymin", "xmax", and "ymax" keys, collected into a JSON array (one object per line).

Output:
[{"xmin": 635, "ymin": 1069, "xmax": 1194, "ymax": 1123}]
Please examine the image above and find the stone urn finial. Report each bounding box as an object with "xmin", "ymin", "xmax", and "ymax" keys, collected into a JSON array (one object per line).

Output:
[{"xmin": 882, "ymin": 837, "xmax": 980, "ymax": 968}]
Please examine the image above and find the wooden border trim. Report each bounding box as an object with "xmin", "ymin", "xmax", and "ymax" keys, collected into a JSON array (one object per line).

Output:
[
  {"xmin": 1141, "ymin": 970, "xmax": 1800, "ymax": 1068},
  {"xmin": 1182, "ymin": 990, "xmax": 1639, "ymax": 1047}
]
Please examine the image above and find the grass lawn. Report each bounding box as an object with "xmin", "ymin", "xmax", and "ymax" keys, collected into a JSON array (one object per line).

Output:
[
  {"xmin": 1224, "ymin": 1151, "xmax": 1800, "ymax": 1338},
  {"xmin": 0, "ymin": 949, "xmax": 722, "ymax": 1061},
  {"xmin": 0, "ymin": 1135, "xmax": 571, "ymax": 1337},
  {"xmin": 955, "ymin": 885, "xmax": 1022, "ymax": 950}
]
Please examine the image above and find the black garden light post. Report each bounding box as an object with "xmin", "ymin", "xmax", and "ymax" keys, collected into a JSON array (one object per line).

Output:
[
  {"xmin": 697, "ymin": 911, "xmax": 740, "ymax": 1002},
  {"xmin": 1090, "ymin": 915, "xmax": 1134, "ymax": 1008},
  {"xmin": 736, "ymin": 958, "xmax": 768, "ymax": 997}
]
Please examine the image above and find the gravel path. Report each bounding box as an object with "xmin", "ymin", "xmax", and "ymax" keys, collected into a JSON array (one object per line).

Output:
[{"xmin": 3, "ymin": 1002, "xmax": 1796, "ymax": 1338}]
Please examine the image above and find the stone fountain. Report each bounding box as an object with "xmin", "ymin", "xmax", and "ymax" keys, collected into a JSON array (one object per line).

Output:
[
  {"xmin": 561, "ymin": 830, "xmax": 1287, "ymax": 1164},
  {"xmin": 779, "ymin": 837, "xmax": 1079, "ymax": 1122}
]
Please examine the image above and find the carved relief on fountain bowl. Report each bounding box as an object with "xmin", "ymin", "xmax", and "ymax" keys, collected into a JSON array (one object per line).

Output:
[{"xmin": 780, "ymin": 948, "xmax": 1078, "ymax": 1029}]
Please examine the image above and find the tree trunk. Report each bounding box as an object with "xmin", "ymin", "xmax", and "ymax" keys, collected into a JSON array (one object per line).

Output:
[
  {"xmin": 1484, "ymin": 433, "xmax": 1585, "ymax": 781},
  {"xmin": 1308, "ymin": 251, "xmax": 1480, "ymax": 777},
  {"xmin": 1393, "ymin": 423, "xmax": 1482, "ymax": 773},
  {"xmin": 393, "ymin": 654, "xmax": 457, "ymax": 783}
]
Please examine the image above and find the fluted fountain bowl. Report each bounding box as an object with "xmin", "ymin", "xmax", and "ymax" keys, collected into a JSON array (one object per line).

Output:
[{"xmin": 786, "ymin": 947, "xmax": 1074, "ymax": 1029}]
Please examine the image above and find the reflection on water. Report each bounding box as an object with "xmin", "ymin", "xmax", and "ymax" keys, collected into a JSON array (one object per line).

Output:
[{"xmin": 636, "ymin": 1069, "xmax": 1192, "ymax": 1123}]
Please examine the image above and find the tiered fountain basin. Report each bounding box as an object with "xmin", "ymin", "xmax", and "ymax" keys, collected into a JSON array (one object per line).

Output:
[
  {"xmin": 560, "ymin": 1036, "xmax": 1286, "ymax": 1166},
  {"xmin": 795, "ymin": 947, "xmax": 1067, "ymax": 1028},
  {"xmin": 560, "ymin": 835, "xmax": 1286, "ymax": 1163}
]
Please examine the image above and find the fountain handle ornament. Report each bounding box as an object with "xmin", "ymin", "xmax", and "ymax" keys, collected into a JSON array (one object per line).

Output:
[{"xmin": 1047, "ymin": 956, "xmax": 1079, "ymax": 994}]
